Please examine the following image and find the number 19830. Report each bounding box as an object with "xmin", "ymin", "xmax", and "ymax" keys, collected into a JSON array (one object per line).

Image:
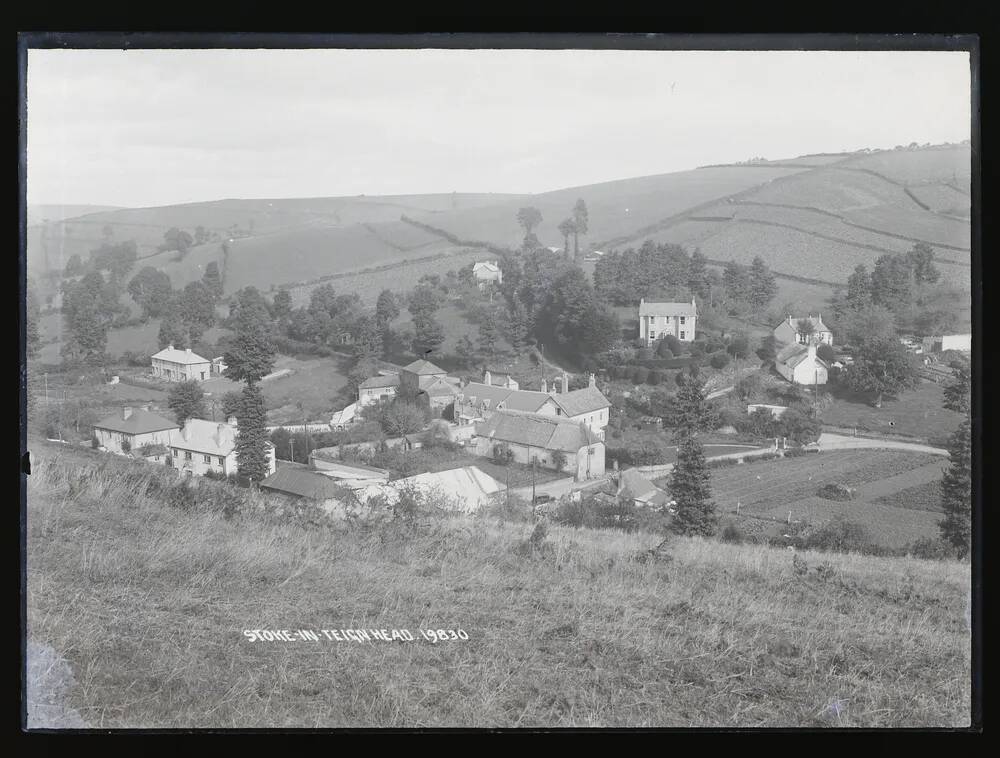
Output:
[{"xmin": 420, "ymin": 629, "xmax": 469, "ymax": 642}]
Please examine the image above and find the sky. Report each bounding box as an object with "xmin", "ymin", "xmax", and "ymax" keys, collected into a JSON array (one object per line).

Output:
[{"xmin": 25, "ymin": 48, "xmax": 972, "ymax": 208}]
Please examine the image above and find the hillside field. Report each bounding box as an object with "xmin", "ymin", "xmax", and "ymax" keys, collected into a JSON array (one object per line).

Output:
[{"xmin": 25, "ymin": 448, "xmax": 971, "ymax": 728}]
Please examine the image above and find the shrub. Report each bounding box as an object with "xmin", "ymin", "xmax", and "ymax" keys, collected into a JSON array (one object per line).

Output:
[
  {"xmin": 707, "ymin": 457, "xmax": 740, "ymax": 469},
  {"xmin": 803, "ymin": 518, "xmax": 887, "ymax": 556},
  {"xmin": 817, "ymin": 483, "xmax": 855, "ymax": 501},
  {"xmin": 637, "ymin": 347, "xmax": 654, "ymax": 361},
  {"xmin": 817, "ymin": 343, "xmax": 837, "ymax": 363},
  {"xmin": 661, "ymin": 334, "xmax": 683, "ymax": 356},
  {"xmin": 632, "ymin": 367, "xmax": 650, "ymax": 384},
  {"xmin": 647, "ymin": 369, "xmax": 662, "ymax": 386},
  {"xmin": 782, "ymin": 447, "xmax": 819, "ymax": 458},
  {"xmin": 709, "ymin": 351, "xmax": 731, "ymax": 369},
  {"xmin": 720, "ymin": 522, "xmax": 745, "ymax": 544},
  {"xmin": 656, "ymin": 345, "xmax": 674, "ymax": 360},
  {"xmin": 906, "ymin": 536, "xmax": 960, "ymax": 561}
]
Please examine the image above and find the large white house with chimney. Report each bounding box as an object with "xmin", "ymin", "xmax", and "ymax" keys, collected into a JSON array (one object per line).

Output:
[
  {"xmin": 638, "ymin": 297, "xmax": 697, "ymax": 346},
  {"xmin": 93, "ymin": 406, "xmax": 179, "ymax": 456},
  {"xmin": 454, "ymin": 370, "xmax": 611, "ymax": 440},
  {"xmin": 472, "ymin": 261, "xmax": 502, "ymax": 290},
  {"xmin": 151, "ymin": 345, "xmax": 212, "ymax": 382},
  {"xmin": 775, "ymin": 342, "xmax": 829, "ymax": 386},
  {"xmin": 167, "ymin": 416, "xmax": 276, "ymax": 479}
]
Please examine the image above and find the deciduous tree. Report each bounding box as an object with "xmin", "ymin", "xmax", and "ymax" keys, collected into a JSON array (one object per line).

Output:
[
  {"xmin": 846, "ymin": 336, "xmax": 919, "ymax": 407},
  {"xmin": 167, "ymin": 380, "xmax": 208, "ymax": 426}
]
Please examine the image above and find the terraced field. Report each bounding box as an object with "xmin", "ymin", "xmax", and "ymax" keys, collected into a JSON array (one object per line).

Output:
[{"xmin": 907, "ymin": 184, "xmax": 971, "ymax": 217}]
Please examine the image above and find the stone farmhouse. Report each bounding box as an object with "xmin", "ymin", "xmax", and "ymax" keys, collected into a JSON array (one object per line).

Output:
[
  {"xmin": 93, "ymin": 406, "xmax": 179, "ymax": 456},
  {"xmin": 454, "ymin": 370, "xmax": 611, "ymax": 440},
  {"xmin": 773, "ymin": 315, "xmax": 833, "ymax": 346},
  {"xmin": 357, "ymin": 372, "xmax": 399, "ymax": 407},
  {"xmin": 638, "ymin": 297, "xmax": 697, "ymax": 346},
  {"xmin": 168, "ymin": 416, "xmax": 276, "ymax": 480},
  {"xmin": 151, "ymin": 345, "xmax": 212, "ymax": 382},
  {"xmin": 472, "ymin": 410, "xmax": 606, "ymax": 480},
  {"xmin": 398, "ymin": 359, "xmax": 462, "ymax": 412}
]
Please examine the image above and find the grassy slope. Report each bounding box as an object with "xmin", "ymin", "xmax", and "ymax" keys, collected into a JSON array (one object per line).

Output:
[{"xmin": 25, "ymin": 448, "xmax": 971, "ymax": 728}]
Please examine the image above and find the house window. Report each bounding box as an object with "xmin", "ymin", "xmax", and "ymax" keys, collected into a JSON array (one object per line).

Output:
[
  {"xmin": 217, "ymin": 457, "xmax": 225, "ymax": 466},
  {"xmin": 171, "ymin": 448, "xmax": 178, "ymax": 458},
  {"xmin": 649, "ymin": 330, "xmax": 657, "ymax": 340},
  {"xmin": 203, "ymin": 454, "xmax": 212, "ymax": 464},
  {"xmin": 184, "ymin": 451, "xmax": 192, "ymax": 461},
  {"xmin": 680, "ymin": 331, "xmax": 686, "ymax": 340},
  {"xmin": 680, "ymin": 316, "xmax": 686, "ymax": 325}
]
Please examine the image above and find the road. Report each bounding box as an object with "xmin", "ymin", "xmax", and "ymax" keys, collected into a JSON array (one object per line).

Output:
[
  {"xmin": 511, "ymin": 476, "xmax": 608, "ymax": 501},
  {"xmin": 816, "ymin": 433, "xmax": 949, "ymax": 456}
]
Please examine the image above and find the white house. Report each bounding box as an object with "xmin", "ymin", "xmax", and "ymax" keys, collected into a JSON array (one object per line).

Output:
[
  {"xmin": 93, "ymin": 406, "xmax": 179, "ymax": 456},
  {"xmin": 773, "ymin": 315, "xmax": 833, "ymax": 346},
  {"xmin": 638, "ymin": 298, "xmax": 697, "ymax": 346},
  {"xmin": 472, "ymin": 261, "xmax": 503, "ymax": 289},
  {"xmin": 775, "ymin": 342, "xmax": 829, "ymax": 386},
  {"xmin": 357, "ymin": 372, "xmax": 399, "ymax": 407},
  {"xmin": 472, "ymin": 410, "xmax": 606, "ymax": 481},
  {"xmin": 168, "ymin": 416, "xmax": 276, "ymax": 479},
  {"xmin": 922, "ymin": 333, "xmax": 972, "ymax": 353},
  {"xmin": 151, "ymin": 345, "xmax": 212, "ymax": 382}
]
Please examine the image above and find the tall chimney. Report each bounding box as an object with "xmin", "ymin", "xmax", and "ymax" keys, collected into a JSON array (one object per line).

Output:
[
  {"xmin": 588, "ymin": 373, "xmax": 596, "ymax": 388},
  {"xmin": 483, "ymin": 370, "xmax": 492, "ymax": 387},
  {"xmin": 182, "ymin": 421, "xmax": 191, "ymax": 441},
  {"xmin": 540, "ymin": 378, "xmax": 547, "ymax": 394},
  {"xmin": 561, "ymin": 373, "xmax": 568, "ymax": 394},
  {"xmin": 186, "ymin": 347, "xmax": 192, "ymax": 355},
  {"xmin": 122, "ymin": 406, "xmax": 133, "ymax": 420},
  {"xmin": 227, "ymin": 415, "xmax": 238, "ymax": 427},
  {"xmin": 168, "ymin": 344, "xmax": 174, "ymax": 351}
]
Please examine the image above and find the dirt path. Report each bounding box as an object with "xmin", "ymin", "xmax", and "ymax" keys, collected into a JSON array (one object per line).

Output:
[{"xmin": 816, "ymin": 433, "xmax": 948, "ymax": 456}]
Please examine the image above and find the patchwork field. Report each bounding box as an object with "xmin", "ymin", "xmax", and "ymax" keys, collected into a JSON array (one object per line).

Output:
[
  {"xmin": 652, "ymin": 449, "xmax": 949, "ymax": 549},
  {"xmin": 819, "ymin": 381, "xmax": 965, "ymax": 444},
  {"xmin": 25, "ymin": 448, "xmax": 971, "ymax": 728}
]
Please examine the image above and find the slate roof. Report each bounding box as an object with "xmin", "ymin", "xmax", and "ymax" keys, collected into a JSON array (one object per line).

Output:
[
  {"xmin": 475, "ymin": 411, "xmax": 601, "ymax": 452},
  {"xmin": 94, "ymin": 408, "xmax": 180, "ymax": 436},
  {"xmin": 397, "ymin": 466, "xmax": 505, "ymax": 513},
  {"xmin": 358, "ymin": 374, "xmax": 399, "ymax": 389},
  {"xmin": 150, "ymin": 346, "xmax": 210, "ymax": 365},
  {"xmin": 552, "ymin": 386, "xmax": 611, "ymax": 416},
  {"xmin": 169, "ymin": 418, "xmax": 241, "ymax": 456},
  {"xmin": 460, "ymin": 383, "xmax": 554, "ymax": 413},
  {"xmin": 419, "ymin": 375, "xmax": 460, "ymax": 396},
  {"xmin": 402, "ymin": 359, "xmax": 447, "ymax": 376},
  {"xmin": 260, "ymin": 466, "xmax": 347, "ymax": 501},
  {"xmin": 638, "ymin": 298, "xmax": 697, "ymax": 318},
  {"xmin": 620, "ymin": 468, "xmax": 670, "ymax": 506},
  {"xmin": 775, "ymin": 343, "xmax": 829, "ymax": 370},
  {"xmin": 778, "ymin": 315, "xmax": 831, "ymax": 333}
]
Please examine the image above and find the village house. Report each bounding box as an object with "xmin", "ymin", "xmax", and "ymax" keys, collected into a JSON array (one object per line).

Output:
[
  {"xmin": 472, "ymin": 261, "xmax": 503, "ymax": 289},
  {"xmin": 398, "ymin": 359, "xmax": 461, "ymax": 412},
  {"xmin": 616, "ymin": 468, "xmax": 672, "ymax": 509},
  {"xmin": 151, "ymin": 345, "xmax": 212, "ymax": 382},
  {"xmin": 772, "ymin": 314, "xmax": 833, "ymax": 346},
  {"xmin": 329, "ymin": 402, "xmax": 357, "ymax": 430},
  {"xmin": 168, "ymin": 416, "xmax": 276, "ymax": 480},
  {"xmin": 357, "ymin": 372, "xmax": 400, "ymax": 407},
  {"xmin": 93, "ymin": 406, "xmax": 179, "ymax": 456},
  {"xmin": 922, "ymin": 333, "xmax": 972, "ymax": 353},
  {"xmin": 472, "ymin": 410, "xmax": 606, "ymax": 480},
  {"xmin": 775, "ymin": 342, "xmax": 829, "ymax": 386},
  {"xmin": 455, "ymin": 371, "xmax": 611, "ymax": 439},
  {"xmin": 638, "ymin": 297, "xmax": 698, "ymax": 346}
]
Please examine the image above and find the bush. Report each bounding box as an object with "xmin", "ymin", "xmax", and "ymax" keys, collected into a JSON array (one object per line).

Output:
[
  {"xmin": 632, "ymin": 366, "xmax": 650, "ymax": 384},
  {"xmin": 661, "ymin": 334, "xmax": 683, "ymax": 356},
  {"xmin": 782, "ymin": 447, "xmax": 819, "ymax": 458},
  {"xmin": 656, "ymin": 345, "xmax": 674, "ymax": 360},
  {"xmin": 707, "ymin": 457, "xmax": 740, "ymax": 469},
  {"xmin": 906, "ymin": 537, "xmax": 960, "ymax": 561},
  {"xmin": 816, "ymin": 343, "xmax": 837, "ymax": 363},
  {"xmin": 720, "ymin": 522, "xmax": 745, "ymax": 544},
  {"xmin": 803, "ymin": 518, "xmax": 888, "ymax": 556},
  {"xmin": 817, "ymin": 483, "xmax": 855, "ymax": 501},
  {"xmin": 647, "ymin": 369, "xmax": 662, "ymax": 386},
  {"xmin": 709, "ymin": 351, "xmax": 731, "ymax": 369}
]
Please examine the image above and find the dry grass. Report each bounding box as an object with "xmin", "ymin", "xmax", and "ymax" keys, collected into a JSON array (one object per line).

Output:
[{"xmin": 25, "ymin": 448, "xmax": 971, "ymax": 728}]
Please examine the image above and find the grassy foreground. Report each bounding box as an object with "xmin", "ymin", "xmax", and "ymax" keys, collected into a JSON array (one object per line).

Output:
[{"xmin": 26, "ymin": 450, "xmax": 971, "ymax": 728}]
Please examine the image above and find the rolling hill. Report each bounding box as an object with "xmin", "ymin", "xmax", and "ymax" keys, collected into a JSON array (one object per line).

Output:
[{"xmin": 28, "ymin": 144, "xmax": 972, "ymax": 309}]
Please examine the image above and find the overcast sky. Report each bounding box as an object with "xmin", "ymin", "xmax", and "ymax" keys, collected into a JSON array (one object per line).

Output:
[{"xmin": 26, "ymin": 48, "xmax": 971, "ymax": 208}]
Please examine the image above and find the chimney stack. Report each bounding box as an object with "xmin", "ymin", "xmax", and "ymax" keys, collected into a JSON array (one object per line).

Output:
[
  {"xmin": 227, "ymin": 415, "xmax": 238, "ymax": 427},
  {"xmin": 560, "ymin": 373, "xmax": 568, "ymax": 395},
  {"xmin": 186, "ymin": 347, "xmax": 192, "ymax": 355},
  {"xmin": 540, "ymin": 378, "xmax": 547, "ymax": 394},
  {"xmin": 588, "ymin": 373, "xmax": 596, "ymax": 388},
  {"xmin": 483, "ymin": 370, "xmax": 492, "ymax": 387},
  {"xmin": 168, "ymin": 344, "xmax": 174, "ymax": 351},
  {"xmin": 122, "ymin": 406, "xmax": 133, "ymax": 420},
  {"xmin": 182, "ymin": 421, "xmax": 191, "ymax": 441}
]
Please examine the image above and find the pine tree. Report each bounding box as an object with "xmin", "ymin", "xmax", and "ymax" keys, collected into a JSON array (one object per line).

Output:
[
  {"xmin": 235, "ymin": 383, "xmax": 270, "ymax": 484},
  {"xmin": 722, "ymin": 260, "xmax": 751, "ymax": 304},
  {"xmin": 202, "ymin": 261, "xmax": 225, "ymax": 301},
  {"xmin": 271, "ymin": 289, "xmax": 292, "ymax": 320},
  {"xmin": 687, "ymin": 249, "xmax": 712, "ymax": 300},
  {"xmin": 478, "ymin": 313, "xmax": 501, "ymax": 361},
  {"xmin": 942, "ymin": 365, "xmax": 971, "ymax": 414},
  {"xmin": 748, "ymin": 257, "xmax": 778, "ymax": 310},
  {"xmin": 668, "ymin": 431, "xmax": 717, "ymax": 537},
  {"xmin": 939, "ymin": 416, "xmax": 972, "ymax": 556},
  {"xmin": 375, "ymin": 289, "xmax": 400, "ymax": 330},
  {"xmin": 846, "ymin": 264, "xmax": 873, "ymax": 310},
  {"xmin": 572, "ymin": 199, "xmax": 589, "ymax": 259},
  {"xmin": 506, "ymin": 298, "xmax": 531, "ymax": 350}
]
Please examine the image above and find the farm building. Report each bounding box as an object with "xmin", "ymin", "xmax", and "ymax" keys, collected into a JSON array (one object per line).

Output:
[
  {"xmin": 357, "ymin": 372, "xmax": 399, "ymax": 407},
  {"xmin": 455, "ymin": 372, "xmax": 610, "ymax": 439},
  {"xmin": 151, "ymin": 345, "xmax": 212, "ymax": 382},
  {"xmin": 638, "ymin": 297, "xmax": 697, "ymax": 346},
  {"xmin": 617, "ymin": 468, "xmax": 671, "ymax": 508},
  {"xmin": 775, "ymin": 342, "xmax": 829, "ymax": 386},
  {"xmin": 773, "ymin": 315, "xmax": 833, "ymax": 347},
  {"xmin": 472, "ymin": 261, "xmax": 503, "ymax": 289},
  {"xmin": 329, "ymin": 402, "xmax": 357, "ymax": 430},
  {"xmin": 922, "ymin": 333, "xmax": 972, "ymax": 353},
  {"xmin": 472, "ymin": 410, "xmax": 606, "ymax": 480},
  {"xmin": 259, "ymin": 464, "xmax": 349, "ymax": 513},
  {"xmin": 93, "ymin": 406, "xmax": 179, "ymax": 456},
  {"xmin": 399, "ymin": 359, "xmax": 461, "ymax": 412},
  {"xmin": 168, "ymin": 417, "xmax": 276, "ymax": 480}
]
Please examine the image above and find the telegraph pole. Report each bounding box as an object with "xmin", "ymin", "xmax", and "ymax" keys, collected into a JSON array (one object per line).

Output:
[{"xmin": 289, "ymin": 436, "xmax": 295, "ymax": 464}]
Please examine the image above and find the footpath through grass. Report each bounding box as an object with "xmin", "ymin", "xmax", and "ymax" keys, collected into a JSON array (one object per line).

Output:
[{"xmin": 25, "ymin": 449, "xmax": 971, "ymax": 728}]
